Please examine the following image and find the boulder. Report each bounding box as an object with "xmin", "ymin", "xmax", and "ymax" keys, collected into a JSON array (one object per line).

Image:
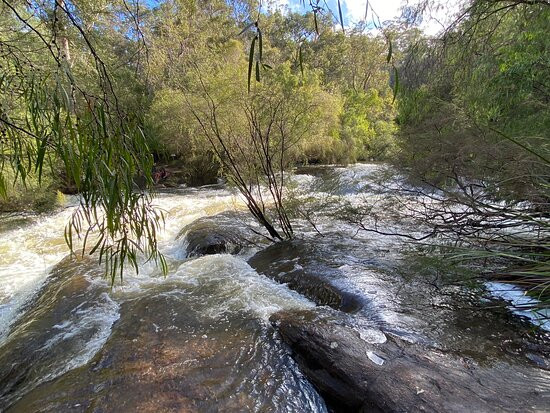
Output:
[
  {"xmin": 270, "ymin": 308, "xmax": 550, "ymax": 413},
  {"xmin": 248, "ymin": 241, "xmax": 363, "ymax": 313},
  {"xmin": 0, "ymin": 256, "xmax": 109, "ymax": 410},
  {"xmin": 178, "ymin": 212, "xmax": 261, "ymax": 257}
]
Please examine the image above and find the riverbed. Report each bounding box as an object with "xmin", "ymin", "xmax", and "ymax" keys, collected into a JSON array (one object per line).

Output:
[{"xmin": 0, "ymin": 164, "xmax": 548, "ymax": 412}]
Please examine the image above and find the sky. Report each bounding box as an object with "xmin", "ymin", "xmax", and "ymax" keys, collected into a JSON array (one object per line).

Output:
[
  {"xmin": 271, "ymin": 0, "xmax": 458, "ymax": 36},
  {"xmin": 143, "ymin": 0, "xmax": 459, "ymax": 36}
]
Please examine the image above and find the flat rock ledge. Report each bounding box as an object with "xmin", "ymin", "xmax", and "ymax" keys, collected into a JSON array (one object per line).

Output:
[{"xmin": 270, "ymin": 308, "xmax": 550, "ymax": 413}]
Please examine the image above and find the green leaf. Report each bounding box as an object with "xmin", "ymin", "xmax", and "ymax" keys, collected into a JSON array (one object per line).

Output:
[
  {"xmin": 238, "ymin": 21, "xmax": 256, "ymax": 36},
  {"xmin": 35, "ymin": 136, "xmax": 49, "ymax": 183},
  {"xmin": 256, "ymin": 60, "xmax": 260, "ymax": 82},
  {"xmin": 248, "ymin": 36, "xmax": 256, "ymax": 93},
  {"xmin": 387, "ymin": 37, "xmax": 393, "ymax": 63},
  {"xmin": 64, "ymin": 223, "xmax": 73, "ymax": 253},
  {"xmin": 313, "ymin": 11, "xmax": 319, "ymax": 35},
  {"xmin": 0, "ymin": 174, "xmax": 7, "ymax": 199},
  {"xmin": 258, "ymin": 28, "xmax": 263, "ymax": 61},
  {"xmin": 392, "ymin": 66, "xmax": 399, "ymax": 103},
  {"xmin": 337, "ymin": 0, "xmax": 345, "ymax": 33},
  {"xmin": 89, "ymin": 232, "xmax": 105, "ymax": 255}
]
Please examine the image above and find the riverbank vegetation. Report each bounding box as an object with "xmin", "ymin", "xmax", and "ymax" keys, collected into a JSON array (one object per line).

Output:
[
  {"xmin": 1, "ymin": 0, "xmax": 397, "ymax": 266},
  {"xmin": 0, "ymin": 0, "xmax": 548, "ymax": 299},
  {"xmin": 394, "ymin": 0, "xmax": 549, "ymax": 304}
]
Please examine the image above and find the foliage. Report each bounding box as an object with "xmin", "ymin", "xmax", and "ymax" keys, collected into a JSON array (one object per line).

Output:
[
  {"xmin": 143, "ymin": 3, "xmax": 398, "ymax": 168},
  {"xmin": 395, "ymin": 0, "xmax": 550, "ymax": 304},
  {"xmin": 186, "ymin": 56, "xmax": 335, "ymax": 239},
  {"xmin": 145, "ymin": 88, "xmax": 220, "ymax": 185},
  {"xmin": 396, "ymin": 2, "xmax": 550, "ymax": 201},
  {"xmin": 341, "ymin": 89, "xmax": 397, "ymax": 161},
  {"xmin": 0, "ymin": 0, "xmax": 166, "ymax": 282},
  {"xmin": 0, "ymin": 0, "xmax": 400, "ymax": 281},
  {"xmin": 0, "ymin": 166, "xmax": 60, "ymax": 213}
]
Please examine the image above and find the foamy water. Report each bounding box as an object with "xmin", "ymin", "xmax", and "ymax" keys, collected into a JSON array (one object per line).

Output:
[{"xmin": 0, "ymin": 208, "xmax": 75, "ymax": 339}]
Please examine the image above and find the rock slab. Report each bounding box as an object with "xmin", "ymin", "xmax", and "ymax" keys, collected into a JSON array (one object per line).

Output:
[{"xmin": 270, "ymin": 308, "xmax": 550, "ymax": 413}]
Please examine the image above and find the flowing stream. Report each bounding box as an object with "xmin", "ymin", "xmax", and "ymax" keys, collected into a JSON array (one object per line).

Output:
[{"xmin": 0, "ymin": 164, "xmax": 548, "ymax": 412}]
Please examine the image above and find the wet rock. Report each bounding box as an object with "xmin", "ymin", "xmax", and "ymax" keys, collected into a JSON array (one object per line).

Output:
[
  {"xmin": 248, "ymin": 241, "xmax": 363, "ymax": 313},
  {"xmin": 6, "ymin": 285, "xmax": 326, "ymax": 413},
  {"xmin": 0, "ymin": 214, "xmax": 34, "ymax": 233},
  {"xmin": 178, "ymin": 212, "xmax": 261, "ymax": 257},
  {"xmin": 270, "ymin": 308, "xmax": 550, "ymax": 413},
  {"xmin": 0, "ymin": 256, "xmax": 110, "ymax": 410}
]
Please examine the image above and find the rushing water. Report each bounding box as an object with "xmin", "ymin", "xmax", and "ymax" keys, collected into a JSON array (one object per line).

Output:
[{"xmin": 0, "ymin": 164, "xmax": 548, "ymax": 412}]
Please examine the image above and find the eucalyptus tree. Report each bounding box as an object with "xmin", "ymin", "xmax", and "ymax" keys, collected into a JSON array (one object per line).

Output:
[
  {"xmin": 397, "ymin": 0, "xmax": 550, "ymax": 198},
  {"xmin": 0, "ymin": 0, "xmax": 402, "ymax": 281}
]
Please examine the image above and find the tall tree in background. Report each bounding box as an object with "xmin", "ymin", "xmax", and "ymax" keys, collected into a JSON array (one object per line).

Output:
[{"xmin": 393, "ymin": 0, "xmax": 549, "ymax": 295}]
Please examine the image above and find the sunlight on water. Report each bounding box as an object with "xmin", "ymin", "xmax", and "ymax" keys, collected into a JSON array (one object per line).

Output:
[
  {"xmin": 0, "ymin": 164, "xmax": 548, "ymax": 412},
  {"xmin": 486, "ymin": 282, "xmax": 550, "ymax": 332},
  {"xmin": 0, "ymin": 188, "xmax": 243, "ymax": 341}
]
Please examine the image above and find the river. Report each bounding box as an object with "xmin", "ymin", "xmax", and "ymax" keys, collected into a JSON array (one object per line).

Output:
[{"xmin": 0, "ymin": 164, "xmax": 548, "ymax": 412}]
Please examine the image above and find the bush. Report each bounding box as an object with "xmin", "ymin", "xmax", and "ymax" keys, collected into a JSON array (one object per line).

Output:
[
  {"xmin": 0, "ymin": 167, "xmax": 60, "ymax": 213},
  {"xmin": 341, "ymin": 89, "xmax": 397, "ymax": 162},
  {"xmin": 146, "ymin": 88, "xmax": 219, "ymax": 185}
]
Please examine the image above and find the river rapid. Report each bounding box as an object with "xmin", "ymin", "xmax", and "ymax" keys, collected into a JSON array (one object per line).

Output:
[{"xmin": 0, "ymin": 164, "xmax": 548, "ymax": 412}]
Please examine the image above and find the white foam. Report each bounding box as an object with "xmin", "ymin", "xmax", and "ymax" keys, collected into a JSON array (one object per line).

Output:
[
  {"xmin": 359, "ymin": 328, "xmax": 387, "ymax": 344},
  {"xmin": 171, "ymin": 254, "xmax": 315, "ymax": 320},
  {"xmin": 366, "ymin": 351, "xmax": 385, "ymax": 365},
  {"xmin": 17, "ymin": 292, "xmax": 120, "ymax": 393},
  {"xmin": 0, "ymin": 208, "xmax": 75, "ymax": 340}
]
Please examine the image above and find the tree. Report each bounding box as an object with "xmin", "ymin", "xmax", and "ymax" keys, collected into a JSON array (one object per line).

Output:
[
  {"xmin": 187, "ymin": 53, "xmax": 335, "ymax": 239},
  {"xmin": 0, "ymin": 0, "xmax": 402, "ymax": 281},
  {"xmin": 0, "ymin": 0, "xmax": 165, "ymax": 281},
  {"xmin": 392, "ymin": 0, "xmax": 550, "ymax": 299}
]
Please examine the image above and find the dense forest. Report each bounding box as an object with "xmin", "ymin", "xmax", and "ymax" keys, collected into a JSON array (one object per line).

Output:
[{"xmin": 1, "ymin": 0, "xmax": 403, "ymax": 276}]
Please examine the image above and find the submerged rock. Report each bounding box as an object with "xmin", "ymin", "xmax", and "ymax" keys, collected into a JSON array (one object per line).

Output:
[
  {"xmin": 0, "ymin": 256, "xmax": 114, "ymax": 410},
  {"xmin": 2, "ymin": 257, "xmax": 325, "ymax": 412},
  {"xmin": 270, "ymin": 308, "xmax": 550, "ymax": 413},
  {"xmin": 248, "ymin": 240, "xmax": 363, "ymax": 313},
  {"xmin": 178, "ymin": 212, "xmax": 262, "ymax": 257}
]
